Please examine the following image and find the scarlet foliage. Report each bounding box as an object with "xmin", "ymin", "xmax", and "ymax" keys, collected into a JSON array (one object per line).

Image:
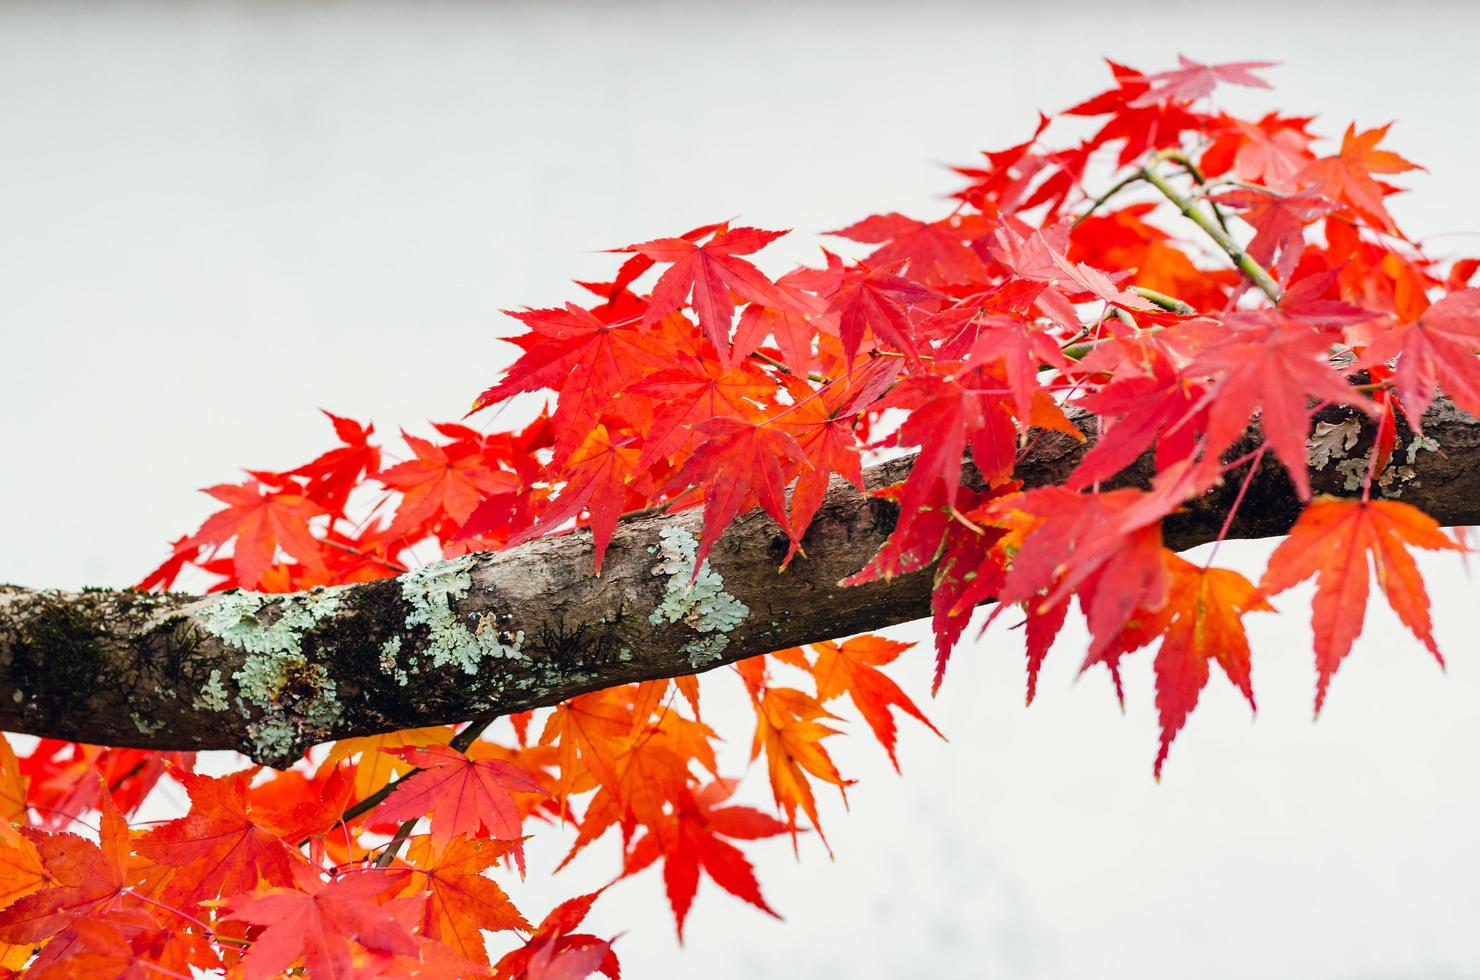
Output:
[{"xmin": 4, "ymin": 55, "xmax": 1477, "ymax": 976}]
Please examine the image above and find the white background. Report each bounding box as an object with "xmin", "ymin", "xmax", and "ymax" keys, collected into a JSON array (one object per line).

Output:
[{"xmin": 3, "ymin": 3, "xmax": 1479, "ymax": 978}]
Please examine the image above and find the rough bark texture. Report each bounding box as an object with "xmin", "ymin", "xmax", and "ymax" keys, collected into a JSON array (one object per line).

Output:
[{"xmin": 1, "ymin": 399, "xmax": 1476, "ymax": 765}]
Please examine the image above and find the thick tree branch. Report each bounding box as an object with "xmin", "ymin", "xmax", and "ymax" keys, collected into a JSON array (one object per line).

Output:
[{"xmin": 2, "ymin": 399, "xmax": 1476, "ymax": 764}]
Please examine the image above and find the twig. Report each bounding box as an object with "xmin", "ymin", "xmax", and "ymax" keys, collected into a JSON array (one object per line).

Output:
[{"xmin": 1140, "ymin": 166, "xmax": 1282, "ymax": 303}]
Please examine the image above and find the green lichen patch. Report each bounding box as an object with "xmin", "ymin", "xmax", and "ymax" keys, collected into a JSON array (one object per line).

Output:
[
  {"xmin": 648, "ymin": 527, "xmax": 748, "ymax": 668},
  {"xmin": 201, "ymin": 589, "xmax": 342, "ymax": 658},
  {"xmin": 379, "ymin": 635, "xmax": 409, "ymax": 686},
  {"xmin": 192, "ymin": 669, "xmax": 230, "ymax": 712},
  {"xmin": 198, "ymin": 587, "xmax": 348, "ymax": 764},
  {"xmin": 399, "ymin": 556, "xmax": 524, "ymax": 675}
]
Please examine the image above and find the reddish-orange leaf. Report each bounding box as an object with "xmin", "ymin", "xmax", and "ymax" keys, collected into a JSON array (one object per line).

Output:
[
  {"xmin": 185, "ymin": 480, "xmax": 329, "ymax": 590},
  {"xmin": 826, "ymin": 257, "xmax": 935, "ymax": 366},
  {"xmin": 136, "ymin": 767, "xmax": 349, "ymax": 907},
  {"xmin": 224, "ymin": 864, "xmax": 418, "ymax": 980},
  {"xmin": 661, "ymin": 417, "xmax": 809, "ymax": 572},
  {"xmin": 400, "ymin": 835, "xmax": 529, "ymax": 966},
  {"xmin": 379, "ymin": 432, "xmax": 520, "ymax": 541},
  {"xmin": 810, "ymin": 636, "xmax": 943, "ymax": 770},
  {"xmin": 990, "ymin": 486, "xmax": 1173, "ymax": 661},
  {"xmin": 1201, "ymin": 112, "xmax": 1317, "ymax": 194},
  {"xmin": 289, "ymin": 411, "xmax": 382, "ymax": 517},
  {"xmin": 1260, "ymin": 497, "xmax": 1464, "ymax": 712},
  {"xmin": 1188, "ymin": 313, "xmax": 1374, "ymax": 499},
  {"xmin": 622, "ymin": 224, "xmax": 794, "ymax": 359},
  {"xmin": 750, "ymin": 688, "xmax": 850, "ymax": 847},
  {"xmin": 881, "ymin": 370, "xmax": 1019, "ymax": 540},
  {"xmin": 0, "ymin": 786, "xmax": 128, "ymax": 945},
  {"xmin": 505, "ymin": 424, "xmax": 639, "ymax": 573},
  {"xmin": 1153, "ymin": 555, "xmax": 1272, "ymax": 778},
  {"xmin": 491, "ymin": 891, "xmax": 620, "ymax": 980},
  {"xmin": 627, "ymin": 356, "xmax": 773, "ymax": 469},
  {"xmin": 624, "ymin": 779, "xmax": 787, "ymax": 941},
  {"xmin": 1359, "ymin": 288, "xmax": 1480, "ymax": 425},
  {"xmin": 773, "ymin": 360, "xmax": 897, "ymax": 562},
  {"xmin": 827, "ymin": 212, "xmax": 990, "ymax": 286},
  {"xmin": 376, "ymin": 746, "xmax": 545, "ymax": 863},
  {"xmin": 1298, "ymin": 123, "xmax": 1421, "ymax": 234},
  {"xmin": 474, "ymin": 303, "xmax": 673, "ymax": 465}
]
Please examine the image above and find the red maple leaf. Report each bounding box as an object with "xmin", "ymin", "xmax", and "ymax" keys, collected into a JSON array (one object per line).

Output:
[
  {"xmin": 1152, "ymin": 555, "xmax": 1272, "ymax": 778},
  {"xmin": 289, "ymin": 412, "xmax": 382, "ymax": 517},
  {"xmin": 825, "ymin": 255, "xmax": 937, "ymax": 366},
  {"xmin": 379, "ymin": 431, "xmax": 521, "ymax": 542},
  {"xmin": 773, "ymin": 359, "xmax": 898, "ymax": 563},
  {"xmin": 1297, "ymin": 123, "xmax": 1422, "ymax": 234},
  {"xmin": 492, "ymin": 891, "xmax": 620, "ymax": 980},
  {"xmin": 619, "ymin": 224, "xmax": 795, "ymax": 359},
  {"xmin": 1130, "ymin": 55, "xmax": 1277, "ymax": 107},
  {"xmin": 376, "ymin": 745, "xmax": 545, "ymax": 862},
  {"xmin": 878, "ymin": 369, "xmax": 1019, "ymax": 537},
  {"xmin": 504, "ymin": 425, "xmax": 639, "ymax": 574},
  {"xmin": 661, "ymin": 417, "xmax": 809, "ymax": 573},
  {"xmin": 1068, "ymin": 347, "xmax": 1209, "ymax": 489},
  {"xmin": 627, "ymin": 356, "xmax": 773, "ymax": 469},
  {"xmin": 224, "ymin": 863, "xmax": 419, "ymax": 980},
  {"xmin": 184, "ymin": 480, "xmax": 329, "ymax": 590},
  {"xmin": 1359, "ymin": 287, "xmax": 1480, "ymax": 425},
  {"xmin": 731, "ymin": 286, "xmax": 824, "ymax": 376},
  {"xmin": 988, "ymin": 486, "xmax": 1175, "ymax": 663},
  {"xmin": 1188, "ymin": 313, "xmax": 1375, "ymax": 499},
  {"xmin": 473, "ymin": 303, "xmax": 674, "ymax": 464},
  {"xmin": 624, "ymin": 779, "xmax": 787, "ymax": 941},
  {"xmin": 1259, "ymin": 497, "xmax": 1464, "ymax": 712},
  {"xmin": 1201, "ymin": 112, "xmax": 1317, "ymax": 194},
  {"xmin": 827, "ymin": 212, "xmax": 990, "ymax": 286},
  {"xmin": 1064, "ymin": 60, "xmax": 1208, "ymax": 166},
  {"xmin": 136, "ymin": 767, "xmax": 349, "ymax": 907},
  {"xmin": 1214, "ymin": 188, "xmax": 1334, "ymax": 286}
]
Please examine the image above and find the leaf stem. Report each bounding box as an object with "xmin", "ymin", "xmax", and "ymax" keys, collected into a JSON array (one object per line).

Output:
[
  {"xmin": 310, "ymin": 717, "xmax": 495, "ymax": 847},
  {"xmin": 1154, "ymin": 150, "xmax": 1232, "ymax": 234},
  {"xmin": 1140, "ymin": 166, "xmax": 1282, "ymax": 304},
  {"xmin": 1128, "ymin": 287, "xmax": 1196, "ymax": 315},
  {"xmin": 1074, "ymin": 171, "xmax": 1145, "ymax": 228}
]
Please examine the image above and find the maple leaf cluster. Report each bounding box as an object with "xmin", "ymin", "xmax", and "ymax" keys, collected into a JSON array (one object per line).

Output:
[{"xmin": 5, "ymin": 55, "xmax": 1478, "ymax": 976}]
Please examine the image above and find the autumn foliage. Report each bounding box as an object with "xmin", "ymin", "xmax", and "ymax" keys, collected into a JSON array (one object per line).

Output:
[{"xmin": 4, "ymin": 56, "xmax": 1478, "ymax": 976}]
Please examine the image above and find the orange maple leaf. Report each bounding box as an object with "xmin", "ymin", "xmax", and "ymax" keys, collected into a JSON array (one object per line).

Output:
[
  {"xmin": 624, "ymin": 778, "xmax": 787, "ymax": 941},
  {"xmin": 399, "ymin": 834, "xmax": 529, "ymax": 966},
  {"xmin": 750, "ymin": 688, "xmax": 851, "ymax": 848},
  {"xmin": 1297, "ymin": 123, "xmax": 1422, "ymax": 233},
  {"xmin": 1260, "ymin": 497, "xmax": 1464, "ymax": 711},
  {"xmin": 0, "ymin": 785, "xmax": 129, "ymax": 945},
  {"xmin": 810, "ymin": 636, "xmax": 943, "ymax": 771},
  {"xmin": 1153, "ymin": 555, "xmax": 1273, "ymax": 777}
]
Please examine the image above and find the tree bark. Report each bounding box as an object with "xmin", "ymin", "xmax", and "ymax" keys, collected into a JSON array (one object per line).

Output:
[{"xmin": 1, "ymin": 399, "xmax": 1476, "ymax": 765}]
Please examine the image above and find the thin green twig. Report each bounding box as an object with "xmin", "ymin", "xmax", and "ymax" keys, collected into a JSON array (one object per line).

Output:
[{"xmin": 1140, "ymin": 166, "xmax": 1282, "ymax": 303}]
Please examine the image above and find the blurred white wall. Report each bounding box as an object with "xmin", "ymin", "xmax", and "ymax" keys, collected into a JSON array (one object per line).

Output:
[{"xmin": 3, "ymin": 2, "xmax": 1479, "ymax": 977}]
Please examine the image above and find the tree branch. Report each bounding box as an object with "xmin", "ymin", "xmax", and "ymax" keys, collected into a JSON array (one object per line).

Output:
[{"xmin": 2, "ymin": 399, "xmax": 1476, "ymax": 764}]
